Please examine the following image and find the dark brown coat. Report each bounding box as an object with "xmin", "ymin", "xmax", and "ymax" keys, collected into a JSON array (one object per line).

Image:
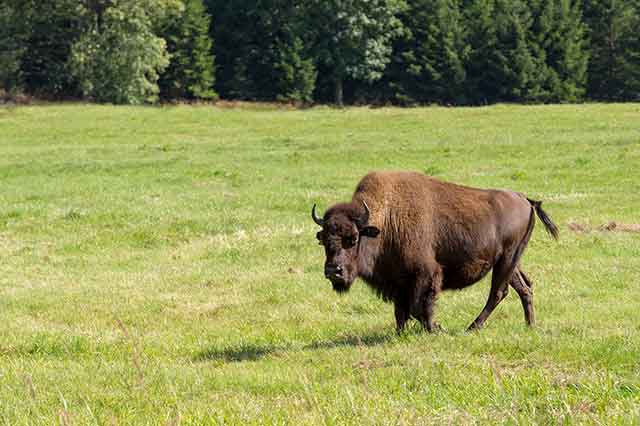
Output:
[{"xmin": 312, "ymin": 171, "xmax": 558, "ymax": 332}]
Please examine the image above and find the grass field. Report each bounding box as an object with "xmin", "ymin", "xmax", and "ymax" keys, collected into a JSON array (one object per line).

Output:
[{"xmin": 1, "ymin": 103, "xmax": 639, "ymax": 425}]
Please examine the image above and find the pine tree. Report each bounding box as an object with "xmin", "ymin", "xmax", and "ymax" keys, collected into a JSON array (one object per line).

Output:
[
  {"xmin": 0, "ymin": 1, "xmax": 27, "ymax": 94},
  {"xmin": 204, "ymin": 0, "xmax": 250, "ymax": 99},
  {"xmin": 18, "ymin": 0, "xmax": 84, "ymax": 98},
  {"xmin": 464, "ymin": 0, "xmax": 537, "ymax": 104},
  {"xmin": 528, "ymin": 0, "xmax": 588, "ymax": 102},
  {"xmin": 263, "ymin": 35, "xmax": 317, "ymax": 103},
  {"xmin": 158, "ymin": 0, "xmax": 217, "ymax": 100},
  {"xmin": 205, "ymin": 0, "xmax": 316, "ymax": 102},
  {"xmin": 246, "ymin": 0, "xmax": 316, "ymax": 103},
  {"xmin": 622, "ymin": 0, "xmax": 640, "ymax": 98},
  {"xmin": 498, "ymin": 0, "xmax": 538, "ymax": 101},
  {"xmin": 583, "ymin": 0, "xmax": 640, "ymax": 100},
  {"xmin": 384, "ymin": 0, "xmax": 468, "ymax": 105}
]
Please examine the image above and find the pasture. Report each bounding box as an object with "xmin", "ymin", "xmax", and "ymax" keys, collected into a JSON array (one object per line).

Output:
[{"xmin": 0, "ymin": 103, "xmax": 639, "ymax": 425}]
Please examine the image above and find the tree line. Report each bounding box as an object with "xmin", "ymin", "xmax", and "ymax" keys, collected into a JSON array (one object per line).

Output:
[{"xmin": 1, "ymin": 0, "xmax": 639, "ymax": 105}]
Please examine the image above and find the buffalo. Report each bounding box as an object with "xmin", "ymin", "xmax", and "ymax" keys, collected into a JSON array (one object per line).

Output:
[{"xmin": 311, "ymin": 171, "xmax": 558, "ymax": 332}]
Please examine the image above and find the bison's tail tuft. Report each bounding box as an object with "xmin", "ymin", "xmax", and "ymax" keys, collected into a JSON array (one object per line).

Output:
[{"xmin": 527, "ymin": 198, "xmax": 559, "ymax": 240}]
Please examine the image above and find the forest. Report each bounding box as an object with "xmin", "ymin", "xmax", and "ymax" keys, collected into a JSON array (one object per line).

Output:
[{"xmin": 1, "ymin": 0, "xmax": 639, "ymax": 105}]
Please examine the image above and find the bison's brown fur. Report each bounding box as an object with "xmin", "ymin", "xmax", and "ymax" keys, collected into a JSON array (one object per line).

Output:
[{"xmin": 313, "ymin": 171, "xmax": 558, "ymax": 332}]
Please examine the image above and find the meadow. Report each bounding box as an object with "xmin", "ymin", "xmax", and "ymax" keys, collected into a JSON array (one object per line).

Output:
[{"xmin": 0, "ymin": 103, "xmax": 639, "ymax": 425}]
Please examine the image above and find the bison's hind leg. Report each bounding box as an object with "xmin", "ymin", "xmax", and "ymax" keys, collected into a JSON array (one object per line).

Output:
[
  {"xmin": 519, "ymin": 268, "xmax": 533, "ymax": 290},
  {"xmin": 509, "ymin": 267, "xmax": 535, "ymax": 326},
  {"xmin": 467, "ymin": 257, "xmax": 514, "ymax": 331}
]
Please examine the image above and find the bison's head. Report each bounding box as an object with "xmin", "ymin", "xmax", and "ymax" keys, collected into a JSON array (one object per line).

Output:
[{"xmin": 312, "ymin": 200, "xmax": 380, "ymax": 293}]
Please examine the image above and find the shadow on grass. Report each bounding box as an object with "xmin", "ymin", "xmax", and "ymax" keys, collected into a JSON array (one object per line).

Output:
[
  {"xmin": 193, "ymin": 329, "xmax": 398, "ymax": 363},
  {"xmin": 305, "ymin": 330, "xmax": 395, "ymax": 351},
  {"xmin": 193, "ymin": 342, "xmax": 278, "ymax": 362}
]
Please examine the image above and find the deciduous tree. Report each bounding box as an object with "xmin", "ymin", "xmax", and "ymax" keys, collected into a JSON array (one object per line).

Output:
[
  {"xmin": 305, "ymin": 0, "xmax": 406, "ymax": 105},
  {"xmin": 69, "ymin": 0, "xmax": 171, "ymax": 104}
]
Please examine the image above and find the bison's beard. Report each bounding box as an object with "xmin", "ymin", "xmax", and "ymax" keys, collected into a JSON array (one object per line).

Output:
[{"xmin": 330, "ymin": 278, "xmax": 353, "ymax": 294}]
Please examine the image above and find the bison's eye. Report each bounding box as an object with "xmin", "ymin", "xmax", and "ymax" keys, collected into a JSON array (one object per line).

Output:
[
  {"xmin": 342, "ymin": 235, "xmax": 357, "ymax": 248},
  {"xmin": 316, "ymin": 231, "xmax": 325, "ymax": 245}
]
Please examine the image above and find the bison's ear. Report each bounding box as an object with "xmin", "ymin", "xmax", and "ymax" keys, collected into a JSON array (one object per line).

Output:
[{"xmin": 359, "ymin": 226, "xmax": 380, "ymax": 239}]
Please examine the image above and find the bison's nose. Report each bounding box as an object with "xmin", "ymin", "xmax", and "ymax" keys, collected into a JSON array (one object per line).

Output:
[{"xmin": 325, "ymin": 264, "xmax": 343, "ymax": 279}]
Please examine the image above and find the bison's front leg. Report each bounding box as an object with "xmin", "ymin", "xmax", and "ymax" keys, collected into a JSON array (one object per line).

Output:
[
  {"xmin": 414, "ymin": 267, "xmax": 443, "ymax": 333},
  {"xmin": 394, "ymin": 298, "xmax": 410, "ymax": 333}
]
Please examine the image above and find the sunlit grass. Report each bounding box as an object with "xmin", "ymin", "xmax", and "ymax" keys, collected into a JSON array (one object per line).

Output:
[{"xmin": 0, "ymin": 103, "xmax": 639, "ymax": 424}]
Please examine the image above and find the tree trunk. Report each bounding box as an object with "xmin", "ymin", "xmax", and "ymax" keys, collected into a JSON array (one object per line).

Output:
[{"xmin": 334, "ymin": 77, "xmax": 343, "ymax": 106}]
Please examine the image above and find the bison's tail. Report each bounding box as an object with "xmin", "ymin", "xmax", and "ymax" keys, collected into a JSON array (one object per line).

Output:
[{"xmin": 527, "ymin": 198, "xmax": 559, "ymax": 240}]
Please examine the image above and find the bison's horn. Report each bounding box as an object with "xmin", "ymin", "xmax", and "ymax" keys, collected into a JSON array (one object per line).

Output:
[
  {"xmin": 311, "ymin": 204, "xmax": 324, "ymax": 226},
  {"xmin": 359, "ymin": 200, "xmax": 371, "ymax": 226}
]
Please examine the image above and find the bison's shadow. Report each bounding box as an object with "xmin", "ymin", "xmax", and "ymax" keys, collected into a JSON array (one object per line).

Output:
[
  {"xmin": 305, "ymin": 330, "xmax": 394, "ymax": 351},
  {"xmin": 193, "ymin": 329, "xmax": 398, "ymax": 363},
  {"xmin": 193, "ymin": 342, "xmax": 276, "ymax": 362}
]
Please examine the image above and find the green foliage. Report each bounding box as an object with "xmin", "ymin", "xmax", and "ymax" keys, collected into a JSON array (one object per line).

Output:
[
  {"xmin": 583, "ymin": 0, "xmax": 640, "ymax": 100},
  {"xmin": 528, "ymin": 0, "xmax": 589, "ymax": 102},
  {"xmin": 464, "ymin": 0, "xmax": 539, "ymax": 103},
  {"xmin": 206, "ymin": 0, "xmax": 316, "ymax": 102},
  {"xmin": 158, "ymin": 0, "xmax": 217, "ymax": 100},
  {"xmin": 382, "ymin": 0, "xmax": 589, "ymax": 105},
  {"xmin": 15, "ymin": 0, "xmax": 84, "ymax": 97},
  {"xmin": 241, "ymin": 0, "xmax": 316, "ymax": 103},
  {"xmin": 269, "ymin": 36, "xmax": 317, "ymax": 103},
  {"xmin": 69, "ymin": 0, "xmax": 170, "ymax": 104},
  {"xmin": 3, "ymin": 0, "xmax": 639, "ymax": 104},
  {"xmin": 0, "ymin": 1, "xmax": 26, "ymax": 94},
  {"xmin": 386, "ymin": 0, "xmax": 469, "ymax": 104},
  {"xmin": 305, "ymin": 0, "xmax": 406, "ymax": 104},
  {"xmin": 204, "ymin": 0, "xmax": 251, "ymax": 99}
]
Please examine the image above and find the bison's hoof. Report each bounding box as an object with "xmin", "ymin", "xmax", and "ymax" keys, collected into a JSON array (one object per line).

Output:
[
  {"xmin": 466, "ymin": 323, "xmax": 482, "ymax": 332},
  {"xmin": 426, "ymin": 322, "xmax": 445, "ymax": 333}
]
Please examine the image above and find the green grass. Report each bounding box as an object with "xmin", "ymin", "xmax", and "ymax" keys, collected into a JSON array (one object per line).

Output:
[{"xmin": 1, "ymin": 103, "xmax": 639, "ymax": 425}]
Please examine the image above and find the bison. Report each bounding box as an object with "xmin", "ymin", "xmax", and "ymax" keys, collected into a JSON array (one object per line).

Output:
[{"xmin": 311, "ymin": 171, "xmax": 558, "ymax": 332}]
